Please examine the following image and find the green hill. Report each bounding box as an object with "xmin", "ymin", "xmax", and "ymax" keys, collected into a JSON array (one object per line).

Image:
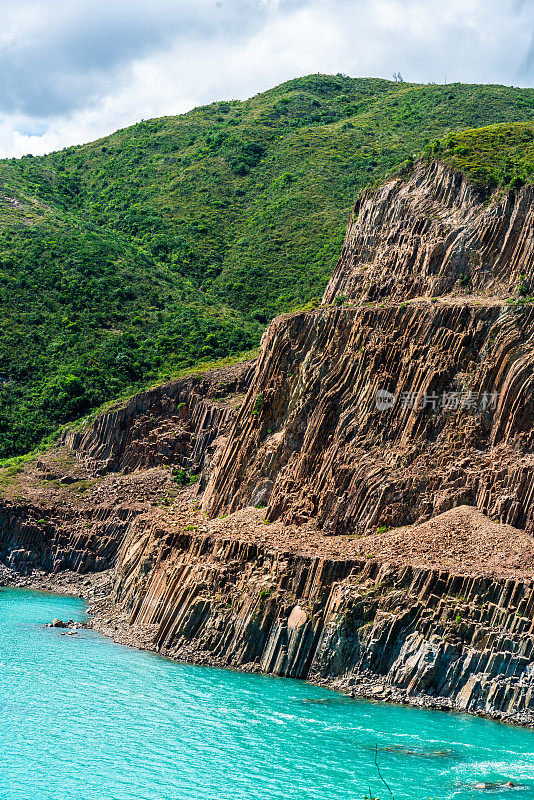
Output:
[
  {"xmin": 2, "ymin": 74, "xmax": 534, "ymax": 457},
  {"xmin": 425, "ymin": 121, "xmax": 534, "ymax": 188}
]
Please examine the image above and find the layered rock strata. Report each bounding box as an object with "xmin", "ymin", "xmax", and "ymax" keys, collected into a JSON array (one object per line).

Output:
[
  {"xmin": 203, "ymin": 301, "xmax": 534, "ymax": 534},
  {"xmin": 2, "ymin": 160, "xmax": 534, "ymax": 724},
  {"xmin": 323, "ymin": 160, "xmax": 534, "ymax": 304},
  {"xmin": 61, "ymin": 361, "xmax": 254, "ymax": 476}
]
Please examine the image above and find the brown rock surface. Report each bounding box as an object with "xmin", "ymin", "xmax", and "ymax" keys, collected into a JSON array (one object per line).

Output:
[
  {"xmin": 353, "ymin": 505, "xmax": 534, "ymax": 574},
  {"xmin": 323, "ymin": 160, "xmax": 534, "ymax": 304},
  {"xmin": 103, "ymin": 494, "xmax": 534, "ymax": 724},
  {"xmin": 2, "ymin": 159, "xmax": 534, "ymax": 724},
  {"xmin": 0, "ymin": 361, "xmax": 254, "ymax": 574},
  {"xmin": 61, "ymin": 361, "xmax": 254, "ymax": 477},
  {"xmin": 202, "ymin": 301, "xmax": 534, "ymax": 535}
]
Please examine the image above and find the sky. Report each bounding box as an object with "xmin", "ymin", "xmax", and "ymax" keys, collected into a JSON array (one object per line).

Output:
[{"xmin": 0, "ymin": 0, "xmax": 533, "ymax": 157}]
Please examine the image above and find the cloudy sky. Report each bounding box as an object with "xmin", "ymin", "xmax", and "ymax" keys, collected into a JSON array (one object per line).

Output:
[{"xmin": 0, "ymin": 0, "xmax": 533, "ymax": 157}]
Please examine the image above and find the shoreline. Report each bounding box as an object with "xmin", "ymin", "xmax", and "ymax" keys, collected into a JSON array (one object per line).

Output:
[{"xmin": 3, "ymin": 566, "xmax": 533, "ymax": 730}]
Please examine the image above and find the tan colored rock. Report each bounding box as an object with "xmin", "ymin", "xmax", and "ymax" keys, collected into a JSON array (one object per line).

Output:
[
  {"xmin": 5, "ymin": 159, "xmax": 534, "ymax": 725},
  {"xmin": 288, "ymin": 605, "xmax": 308, "ymax": 629},
  {"xmin": 323, "ymin": 160, "xmax": 534, "ymax": 304},
  {"xmin": 202, "ymin": 301, "xmax": 534, "ymax": 535}
]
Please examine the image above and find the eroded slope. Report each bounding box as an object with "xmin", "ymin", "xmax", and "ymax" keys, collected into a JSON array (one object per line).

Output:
[
  {"xmin": 324, "ymin": 160, "xmax": 534, "ymax": 304},
  {"xmin": 203, "ymin": 300, "xmax": 534, "ymax": 534}
]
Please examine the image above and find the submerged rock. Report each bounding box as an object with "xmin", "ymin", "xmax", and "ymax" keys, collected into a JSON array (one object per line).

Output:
[{"xmin": 474, "ymin": 781, "xmax": 516, "ymax": 791}]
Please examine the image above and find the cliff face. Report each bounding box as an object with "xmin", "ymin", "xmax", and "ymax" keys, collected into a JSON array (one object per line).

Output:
[
  {"xmin": 323, "ymin": 161, "xmax": 534, "ymax": 303},
  {"xmin": 3, "ymin": 160, "xmax": 534, "ymax": 725},
  {"xmin": 61, "ymin": 362, "xmax": 253, "ymax": 478},
  {"xmin": 202, "ymin": 301, "xmax": 534, "ymax": 534},
  {"xmin": 108, "ymin": 505, "xmax": 534, "ymax": 724},
  {"xmin": 0, "ymin": 362, "xmax": 254, "ymax": 574},
  {"xmin": 0, "ymin": 500, "xmax": 132, "ymax": 574},
  {"xmin": 0, "ymin": 464, "xmax": 171, "ymax": 574}
]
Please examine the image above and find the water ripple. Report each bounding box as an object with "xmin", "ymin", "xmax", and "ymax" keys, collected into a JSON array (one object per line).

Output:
[{"xmin": 1, "ymin": 588, "xmax": 533, "ymax": 800}]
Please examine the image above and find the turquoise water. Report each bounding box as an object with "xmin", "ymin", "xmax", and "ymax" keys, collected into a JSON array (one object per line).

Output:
[{"xmin": 1, "ymin": 589, "xmax": 533, "ymax": 800}]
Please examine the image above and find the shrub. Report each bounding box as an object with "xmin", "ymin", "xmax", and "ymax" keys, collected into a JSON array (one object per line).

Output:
[
  {"xmin": 377, "ymin": 525, "xmax": 388, "ymax": 535},
  {"xmin": 172, "ymin": 468, "xmax": 188, "ymax": 486},
  {"xmin": 252, "ymin": 394, "xmax": 264, "ymax": 415}
]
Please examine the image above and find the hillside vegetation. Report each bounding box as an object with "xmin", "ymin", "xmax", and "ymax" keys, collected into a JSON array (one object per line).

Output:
[
  {"xmin": 2, "ymin": 74, "xmax": 534, "ymax": 456},
  {"xmin": 426, "ymin": 121, "xmax": 534, "ymax": 188}
]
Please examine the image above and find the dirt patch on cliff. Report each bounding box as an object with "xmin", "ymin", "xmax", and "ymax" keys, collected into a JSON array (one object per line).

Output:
[
  {"xmin": 352, "ymin": 505, "xmax": 534, "ymax": 576},
  {"xmin": 152, "ymin": 498, "xmax": 534, "ymax": 579}
]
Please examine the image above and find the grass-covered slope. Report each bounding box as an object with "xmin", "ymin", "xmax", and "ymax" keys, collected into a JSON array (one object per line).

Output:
[
  {"xmin": 425, "ymin": 121, "xmax": 534, "ymax": 189},
  {"xmin": 2, "ymin": 74, "xmax": 534, "ymax": 456},
  {"xmin": 0, "ymin": 192, "xmax": 260, "ymax": 456}
]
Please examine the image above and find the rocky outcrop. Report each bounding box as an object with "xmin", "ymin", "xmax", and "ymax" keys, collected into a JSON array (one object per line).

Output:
[
  {"xmin": 4, "ymin": 158, "xmax": 534, "ymax": 725},
  {"xmin": 323, "ymin": 160, "xmax": 534, "ymax": 303},
  {"xmin": 109, "ymin": 507, "xmax": 534, "ymax": 725},
  {"xmin": 60, "ymin": 361, "xmax": 254, "ymax": 477},
  {"xmin": 0, "ymin": 469, "xmax": 169, "ymax": 574},
  {"xmin": 202, "ymin": 301, "xmax": 534, "ymax": 534},
  {"xmin": 0, "ymin": 362, "xmax": 255, "ymax": 576},
  {"xmin": 0, "ymin": 501, "xmax": 131, "ymax": 574},
  {"xmin": 0, "ymin": 362, "xmax": 254, "ymax": 576}
]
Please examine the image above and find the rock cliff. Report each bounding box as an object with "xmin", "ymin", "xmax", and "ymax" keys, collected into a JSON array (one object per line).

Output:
[
  {"xmin": 0, "ymin": 362, "xmax": 253, "ymax": 574},
  {"xmin": 323, "ymin": 160, "xmax": 534, "ymax": 303},
  {"xmin": 202, "ymin": 301, "xmax": 534, "ymax": 535},
  {"xmin": 61, "ymin": 361, "xmax": 253, "ymax": 478},
  {"xmin": 106, "ymin": 503, "xmax": 534, "ymax": 724},
  {"xmin": 3, "ymin": 159, "xmax": 534, "ymax": 725},
  {"xmin": 201, "ymin": 162, "xmax": 534, "ymax": 534}
]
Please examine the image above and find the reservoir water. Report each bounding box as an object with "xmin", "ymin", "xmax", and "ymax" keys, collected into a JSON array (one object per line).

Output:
[{"xmin": 1, "ymin": 588, "xmax": 533, "ymax": 800}]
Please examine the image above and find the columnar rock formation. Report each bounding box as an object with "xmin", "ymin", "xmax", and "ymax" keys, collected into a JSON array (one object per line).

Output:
[
  {"xmin": 3, "ymin": 159, "xmax": 534, "ymax": 724},
  {"xmin": 202, "ymin": 301, "xmax": 534, "ymax": 534},
  {"xmin": 61, "ymin": 362, "xmax": 253, "ymax": 477},
  {"xmin": 110, "ymin": 506, "xmax": 534, "ymax": 724},
  {"xmin": 0, "ymin": 499, "xmax": 135, "ymax": 573},
  {"xmin": 323, "ymin": 160, "xmax": 534, "ymax": 304},
  {"xmin": 202, "ymin": 163, "xmax": 534, "ymax": 534},
  {"xmin": 1, "ymin": 363, "xmax": 253, "ymax": 574}
]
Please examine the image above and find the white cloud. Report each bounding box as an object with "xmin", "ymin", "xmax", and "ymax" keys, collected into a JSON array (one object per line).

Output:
[{"xmin": 0, "ymin": 0, "xmax": 532, "ymax": 157}]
